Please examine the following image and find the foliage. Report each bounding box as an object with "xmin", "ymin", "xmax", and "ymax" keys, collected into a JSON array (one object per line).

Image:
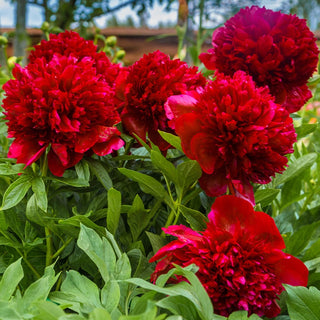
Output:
[{"xmin": 1, "ymin": 5, "xmax": 320, "ymax": 319}]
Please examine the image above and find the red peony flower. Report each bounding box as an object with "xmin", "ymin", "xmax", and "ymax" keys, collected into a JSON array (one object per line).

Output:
[
  {"xmin": 199, "ymin": 6, "xmax": 319, "ymax": 113},
  {"xmin": 166, "ymin": 71, "xmax": 296, "ymax": 201},
  {"xmin": 150, "ymin": 195, "xmax": 308, "ymax": 318},
  {"xmin": 3, "ymin": 32, "xmax": 124, "ymax": 176},
  {"xmin": 119, "ymin": 50, "xmax": 206, "ymax": 151},
  {"xmin": 29, "ymin": 31, "xmax": 121, "ymax": 87}
]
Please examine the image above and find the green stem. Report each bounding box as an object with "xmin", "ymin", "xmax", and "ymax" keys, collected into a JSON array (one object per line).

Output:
[
  {"xmin": 51, "ymin": 237, "xmax": 73, "ymax": 260},
  {"xmin": 45, "ymin": 227, "xmax": 53, "ymax": 266},
  {"xmin": 0, "ymin": 230, "xmax": 41, "ymax": 278}
]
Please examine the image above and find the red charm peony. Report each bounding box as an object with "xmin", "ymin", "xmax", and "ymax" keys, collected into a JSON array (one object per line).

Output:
[
  {"xmin": 150, "ymin": 195, "xmax": 308, "ymax": 318},
  {"xmin": 166, "ymin": 71, "xmax": 296, "ymax": 201},
  {"xmin": 3, "ymin": 32, "xmax": 124, "ymax": 176},
  {"xmin": 199, "ymin": 6, "xmax": 319, "ymax": 113},
  {"xmin": 119, "ymin": 50, "xmax": 206, "ymax": 151}
]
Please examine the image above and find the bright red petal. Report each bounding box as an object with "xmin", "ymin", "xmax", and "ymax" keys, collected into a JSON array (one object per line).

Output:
[
  {"xmin": 265, "ymin": 251, "xmax": 309, "ymax": 287},
  {"xmin": 8, "ymin": 139, "xmax": 47, "ymax": 167},
  {"xmin": 175, "ymin": 113, "xmax": 203, "ymax": 158},
  {"xmin": 208, "ymin": 195, "xmax": 285, "ymax": 249},
  {"xmin": 198, "ymin": 171, "xmax": 228, "ymax": 197}
]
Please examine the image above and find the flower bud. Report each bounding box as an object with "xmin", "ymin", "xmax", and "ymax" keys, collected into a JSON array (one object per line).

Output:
[
  {"xmin": 7, "ymin": 56, "xmax": 17, "ymax": 69},
  {"xmin": 41, "ymin": 21, "xmax": 50, "ymax": 32},
  {"xmin": 115, "ymin": 49, "xmax": 125, "ymax": 60},
  {"xmin": 106, "ymin": 36, "xmax": 117, "ymax": 47},
  {"xmin": 0, "ymin": 35, "xmax": 8, "ymax": 47}
]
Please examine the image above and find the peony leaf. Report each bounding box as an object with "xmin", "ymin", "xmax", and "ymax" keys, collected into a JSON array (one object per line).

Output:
[
  {"xmin": 86, "ymin": 158, "xmax": 113, "ymax": 190},
  {"xmin": 89, "ymin": 308, "xmax": 112, "ymax": 320},
  {"xmin": 0, "ymin": 163, "xmax": 24, "ymax": 176},
  {"xmin": 31, "ymin": 177, "xmax": 48, "ymax": 212},
  {"xmin": 273, "ymin": 153, "xmax": 317, "ymax": 186},
  {"xmin": 0, "ymin": 258, "xmax": 23, "ymax": 301},
  {"xmin": 179, "ymin": 205, "xmax": 208, "ymax": 231},
  {"xmin": 1, "ymin": 175, "xmax": 32, "ymax": 210},
  {"xmin": 101, "ymin": 280, "xmax": 120, "ymax": 314},
  {"xmin": 118, "ymin": 168, "xmax": 173, "ymax": 209},
  {"xmin": 227, "ymin": 310, "xmax": 262, "ymax": 319},
  {"xmin": 295, "ymin": 123, "xmax": 317, "ymax": 140},
  {"xmin": 285, "ymin": 221, "xmax": 320, "ymax": 257},
  {"xmin": 254, "ymin": 188, "xmax": 280, "ymax": 207},
  {"xmin": 158, "ymin": 130, "xmax": 183, "ymax": 152},
  {"xmin": 77, "ymin": 224, "xmax": 116, "ymax": 284},
  {"xmin": 156, "ymin": 295, "xmax": 200, "ymax": 320},
  {"xmin": 50, "ymin": 270, "xmax": 102, "ymax": 314},
  {"xmin": 127, "ymin": 195, "xmax": 151, "ymax": 242},
  {"xmin": 177, "ymin": 160, "xmax": 202, "ymax": 197},
  {"xmin": 21, "ymin": 263, "xmax": 59, "ymax": 307},
  {"xmin": 285, "ymin": 285, "xmax": 320, "ymax": 320},
  {"xmin": 33, "ymin": 301, "xmax": 65, "ymax": 319},
  {"xmin": 150, "ymin": 150, "xmax": 178, "ymax": 185},
  {"xmin": 107, "ymin": 188, "xmax": 121, "ymax": 235},
  {"xmin": 75, "ymin": 160, "xmax": 90, "ymax": 182}
]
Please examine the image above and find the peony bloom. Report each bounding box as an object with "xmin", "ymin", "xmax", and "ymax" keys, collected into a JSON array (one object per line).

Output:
[
  {"xmin": 150, "ymin": 195, "xmax": 308, "ymax": 318},
  {"xmin": 166, "ymin": 71, "xmax": 296, "ymax": 201},
  {"xmin": 119, "ymin": 50, "xmax": 206, "ymax": 151},
  {"xmin": 29, "ymin": 31, "xmax": 121, "ymax": 87},
  {"xmin": 199, "ymin": 6, "xmax": 319, "ymax": 113},
  {"xmin": 3, "ymin": 32, "xmax": 124, "ymax": 176}
]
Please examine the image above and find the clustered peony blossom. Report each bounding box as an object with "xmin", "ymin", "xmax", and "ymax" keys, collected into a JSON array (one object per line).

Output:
[
  {"xmin": 150, "ymin": 195, "xmax": 308, "ymax": 318},
  {"xmin": 118, "ymin": 50, "xmax": 206, "ymax": 151},
  {"xmin": 199, "ymin": 6, "xmax": 319, "ymax": 113},
  {"xmin": 166, "ymin": 71, "xmax": 296, "ymax": 201},
  {"xmin": 2, "ymin": 31, "xmax": 124, "ymax": 176}
]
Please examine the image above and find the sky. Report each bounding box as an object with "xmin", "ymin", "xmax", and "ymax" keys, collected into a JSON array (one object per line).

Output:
[{"xmin": 0, "ymin": 0, "xmax": 286, "ymax": 29}]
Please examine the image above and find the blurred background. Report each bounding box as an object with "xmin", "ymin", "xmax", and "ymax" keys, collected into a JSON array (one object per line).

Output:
[{"xmin": 0, "ymin": 0, "xmax": 320, "ymax": 65}]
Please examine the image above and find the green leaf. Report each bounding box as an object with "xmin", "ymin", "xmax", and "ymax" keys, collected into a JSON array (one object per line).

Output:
[
  {"xmin": 126, "ymin": 265, "xmax": 213, "ymax": 320},
  {"xmin": 31, "ymin": 177, "xmax": 48, "ymax": 212},
  {"xmin": 150, "ymin": 150, "xmax": 178, "ymax": 184},
  {"xmin": 87, "ymin": 158, "xmax": 113, "ymax": 190},
  {"xmin": 127, "ymin": 195, "xmax": 151, "ymax": 242},
  {"xmin": 118, "ymin": 168, "xmax": 173, "ymax": 208},
  {"xmin": 156, "ymin": 295, "xmax": 199, "ymax": 320},
  {"xmin": 285, "ymin": 221, "xmax": 320, "ymax": 256},
  {"xmin": 75, "ymin": 160, "xmax": 90, "ymax": 182},
  {"xmin": 158, "ymin": 131, "xmax": 183, "ymax": 152},
  {"xmin": 285, "ymin": 285, "xmax": 320, "ymax": 320},
  {"xmin": 273, "ymin": 153, "xmax": 318, "ymax": 186},
  {"xmin": 179, "ymin": 205, "xmax": 208, "ymax": 231},
  {"xmin": 0, "ymin": 163, "xmax": 24, "ymax": 176},
  {"xmin": 254, "ymin": 188, "xmax": 280, "ymax": 207},
  {"xmin": 101, "ymin": 280, "xmax": 120, "ymax": 313},
  {"xmin": 0, "ymin": 258, "xmax": 23, "ymax": 300},
  {"xmin": 295, "ymin": 123, "xmax": 317, "ymax": 140},
  {"xmin": 107, "ymin": 188, "xmax": 121, "ymax": 235},
  {"xmin": 228, "ymin": 311, "xmax": 262, "ymax": 319},
  {"xmin": 58, "ymin": 215, "xmax": 106, "ymax": 237},
  {"xmin": 50, "ymin": 177, "xmax": 89, "ymax": 187},
  {"xmin": 33, "ymin": 301, "xmax": 65, "ymax": 320},
  {"xmin": 89, "ymin": 308, "xmax": 112, "ymax": 320},
  {"xmin": 26, "ymin": 194, "xmax": 49, "ymax": 227},
  {"xmin": 77, "ymin": 224, "xmax": 116, "ymax": 283},
  {"xmin": 51, "ymin": 270, "xmax": 102, "ymax": 314},
  {"xmin": 1, "ymin": 175, "xmax": 32, "ymax": 210},
  {"xmin": 146, "ymin": 231, "xmax": 167, "ymax": 255},
  {"xmin": 177, "ymin": 160, "xmax": 202, "ymax": 197},
  {"xmin": 22, "ymin": 264, "xmax": 59, "ymax": 306},
  {"xmin": 118, "ymin": 301, "xmax": 158, "ymax": 320}
]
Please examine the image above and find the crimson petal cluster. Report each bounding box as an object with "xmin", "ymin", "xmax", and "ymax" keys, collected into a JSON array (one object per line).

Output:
[
  {"xmin": 166, "ymin": 70, "xmax": 296, "ymax": 200},
  {"xmin": 150, "ymin": 195, "xmax": 308, "ymax": 318},
  {"xmin": 118, "ymin": 50, "xmax": 206, "ymax": 151},
  {"xmin": 3, "ymin": 31, "xmax": 124, "ymax": 176},
  {"xmin": 200, "ymin": 6, "xmax": 319, "ymax": 113}
]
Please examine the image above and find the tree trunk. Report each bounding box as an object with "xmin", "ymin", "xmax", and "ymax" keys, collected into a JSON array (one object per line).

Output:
[{"xmin": 13, "ymin": 0, "xmax": 28, "ymax": 63}]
